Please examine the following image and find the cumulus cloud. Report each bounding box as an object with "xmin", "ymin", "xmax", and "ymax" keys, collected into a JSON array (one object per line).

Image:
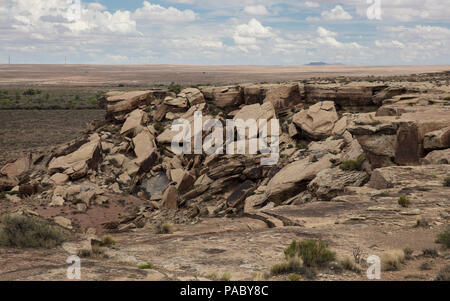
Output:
[
  {"xmin": 234, "ymin": 18, "xmax": 274, "ymax": 44},
  {"xmin": 316, "ymin": 26, "xmax": 361, "ymax": 49},
  {"xmin": 0, "ymin": 0, "xmax": 449, "ymax": 65},
  {"xmin": 321, "ymin": 5, "xmax": 353, "ymax": 20},
  {"xmin": 133, "ymin": 1, "xmax": 197, "ymax": 22}
]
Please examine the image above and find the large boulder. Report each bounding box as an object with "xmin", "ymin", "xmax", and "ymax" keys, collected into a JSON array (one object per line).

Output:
[
  {"xmin": 0, "ymin": 153, "xmax": 31, "ymax": 179},
  {"xmin": 368, "ymin": 164, "xmax": 450, "ymax": 190},
  {"xmin": 308, "ymin": 168, "xmax": 368, "ymax": 201},
  {"xmin": 424, "ymin": 126, "xmax": 450, "ymax": 151},
  {"xmin": 120, "ymin": 109, "xmax": 148, "ymax": 137},
  {"xmin": 233, "ymin": 102, "xmax": 275, "ymax": 124},
  {"xmin": 423, "ymin": 149, "xmax": 450, "ymax": 165},
  {"xmin": 162, "ymin": 185, "xmax": 179, "ymax": 210},
  {"xmin": 265, "ymin": 154, "xmax": 334, "ymax": 202},
  {"xmin": 292, "ymin": 101, "xmax": 339, "ymax": 140},
  {"xmin": 180, "ymin": 88, "xmax": 205, "ymax": 106},
  {"xmin": 48, "ymin": 134, "xmax": 102, "ymax": 180},
  {"xmin": 200, "ymin": 86, "xmax": 243, "ymax": 108},
  {"xmin": 132, "ymin": 129, "xmax": 158, "ymax": 173},
  {"xmin": 105, "ymin": 91, "xmax": 156, "ymax": 121},
  {"xmin": 170, "ymin": 169, "xmax": 196, "ymax": 194}
]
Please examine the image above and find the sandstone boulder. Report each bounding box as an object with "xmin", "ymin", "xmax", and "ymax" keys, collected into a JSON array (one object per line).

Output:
[
  {"xmin": 162, "ymin": 185, "xmax": 179, "ymax": 210},
  {"xmin": 105, "ymin": 91, "xmax": 156, "ymax": 121},
  {"xmin": 265, "ymin": 154, "xmax": 334, "ymax": 202},
  {"xmin": 170, "ymin": 169, "xmax": 196, "ymax": 193},
  {"xmin": 180, "ymin": 88, "xmax": 205, "ymax": 106},
  {"xmin": 132, "ymin": 129, "xmax": 158, "ymax": 173},
  {"xmin": 0, "ymin": 153, "xmax": 32, "ymax": 179},
  {"xmin": 48, "ymin": 134, "xmax": 102, "ymax": 180},
  {"xmin": 50, "ymin": 173, "xmax": 69, "ymax": 185},
  {"xmin": 292, "ymin": 101, "xmax": 339, "ymax": 140},
  {"xmin": 201, "ymin": 86, "xmax": 243, "ymax": 108},
  {"xmin": 308, "ymin": 138, "xmax": 345, "ymax": 155},
  {"xmin": 368, "ymin": 165, "xmax": 450, "ymax": 190},
  {"xmin": 120, "ymin": 109, "xmax": 148, "ymax": 137},
  {"xmin": 423, "ymin": 149, "xmax": 450, "ymax": 165},
  {"xmin": 424, "ymin": 126, "xmax": 450, "ymax": 151},
  {"xmin": 308, "ymin": 168, "xmax": 368, "ymax": 201}
]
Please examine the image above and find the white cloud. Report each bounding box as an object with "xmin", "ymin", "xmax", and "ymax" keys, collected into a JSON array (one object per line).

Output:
[
  {"xmin": 375, "ymin": 40, "xmax": 405, "ymax": 49},
  {"xmin": 316, "ymin": 26, "xmax": 361, "ymax": 49},
  {"xmin": 234, "ymin": 18, "xmax": 274, "ymax": 44},
  {"xmin": 305, "ymin": 2, "xmax": 320, "ymax": 8},
  {"xmin": 244, "ymin": 5, "xmax": 270, "ymax": 16},
  {"xmin": 133, "ymin": 1, "xmax": 196, "ymax": 22},
  {"xmin": 321, "ymin": 5, "xmax": 352, "ymax": 20}
]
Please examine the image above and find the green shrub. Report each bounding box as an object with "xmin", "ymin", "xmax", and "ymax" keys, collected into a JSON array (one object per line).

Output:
[
  {"xmin": 443, "ymin": 177, "xmax": 450, "ymax": 187},
  {"xmin": 398, "ymin": 196, "xmax": 411, "ymax": 208},
  {"xmin": 436, "ymin": 226, "xmax": 450, "ymax": 249},
  {"xmin": 77, "ymin": 247, "xmax": 107, "ymax": 259},
  {"xmin": 0, "ymin": 214, "xmax": 66, "ymax": 249},
  {"xmin": 23, "ymin": 89, "xmax": 36, "ymax": 96},
  {"xmin": 168, "ymin": 82, "xmax": 184, "ymax": 95},
  {"xmin": 156, "ymin": 223, "xmax": 174, "ymax": 234},
  {"xmin": 284, "ymin": 239, "xmax": 335, "ymax": 268},
  {"xmin": 422, "ymin": 248, "xmax": 439, "ymax": 258},
  {"xmin": 340, "ymin": 156, "xmax": 366, "ymax": 171},
  {"xmin": 403, "ymin": 248, "xmax": 414, "ymax": 260},
  {"xmin": 138, "ymin": 263, "xmax": 153, "ymax": 269},
  {"xmin": 287, "ymin": 274, "xmax": 301, "ymax": 281},
  {"xmin": 100, "ymin": 235, "xmax": 116, "ymax": 247}
]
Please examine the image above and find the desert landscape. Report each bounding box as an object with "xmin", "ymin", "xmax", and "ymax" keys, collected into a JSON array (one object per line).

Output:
[{"xmin": 0, "ymin": 65, "xmax": 449, "ymax": 281}]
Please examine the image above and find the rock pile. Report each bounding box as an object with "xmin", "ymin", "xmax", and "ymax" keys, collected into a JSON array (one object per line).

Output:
[{"xmin": 1, "ymin": 78, "xmax": 450, "ymax": 234}]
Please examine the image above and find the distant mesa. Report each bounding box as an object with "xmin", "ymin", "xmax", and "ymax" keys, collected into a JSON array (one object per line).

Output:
[{"xmin": 305, "ymin": 62, "xmax": 343, "ymax": 66}]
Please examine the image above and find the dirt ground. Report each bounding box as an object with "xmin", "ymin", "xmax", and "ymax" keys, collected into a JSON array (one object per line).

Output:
[
  {"xmin": 0, "ymin": 110, "xmax": 104, "ymax": 166},
  {"xmin": 1, "ymin": 64, "xmax": 449, "ymax": 86}
]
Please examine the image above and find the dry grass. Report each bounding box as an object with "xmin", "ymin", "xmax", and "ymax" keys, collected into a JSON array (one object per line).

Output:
[
  {"xmin": 339, "ymin": 256, "xmax": 362, "ymax": 273},
  {"xmin": 380, "ymin": 250, "xmax": 406, "ymax": 271}
]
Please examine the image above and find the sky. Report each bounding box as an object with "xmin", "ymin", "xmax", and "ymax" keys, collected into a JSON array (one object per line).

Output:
[{"xmin": 0, "ymin": 0, "xmax": 449, "ymax": 65}]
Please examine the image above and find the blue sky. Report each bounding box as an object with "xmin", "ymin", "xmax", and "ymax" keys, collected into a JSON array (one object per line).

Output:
[{"xmin": 0, "ymin": 0, "xmax": 449, "ymax": 65}]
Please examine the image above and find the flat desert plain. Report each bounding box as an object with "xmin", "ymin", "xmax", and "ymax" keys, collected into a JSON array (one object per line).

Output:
[{"xmin": 0, "ymin": 64, "xmax": 449, "ymax": 86}]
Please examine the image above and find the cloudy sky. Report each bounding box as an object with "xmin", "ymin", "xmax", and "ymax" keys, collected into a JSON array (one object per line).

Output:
[{"xmin": 0, "ymin": 0, "xmax": 449, "ymax": 65}]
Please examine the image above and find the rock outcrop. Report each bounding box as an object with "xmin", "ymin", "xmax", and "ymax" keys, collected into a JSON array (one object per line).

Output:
[{"xmin": 292, "ymin": 101, "xmax": 339, "ymax": 140}]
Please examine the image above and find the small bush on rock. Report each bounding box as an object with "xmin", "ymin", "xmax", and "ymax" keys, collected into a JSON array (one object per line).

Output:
[
  {"xmin": 340, "ymin": 156, "xmax": 366, "ymax": 171},
  {"xmin": 443, "ymin": 177, "xmax": 450, "ymax": 187},
  {"xmin": 398, "ymin": 196, "xmax": 411, "ymax": 208}
]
